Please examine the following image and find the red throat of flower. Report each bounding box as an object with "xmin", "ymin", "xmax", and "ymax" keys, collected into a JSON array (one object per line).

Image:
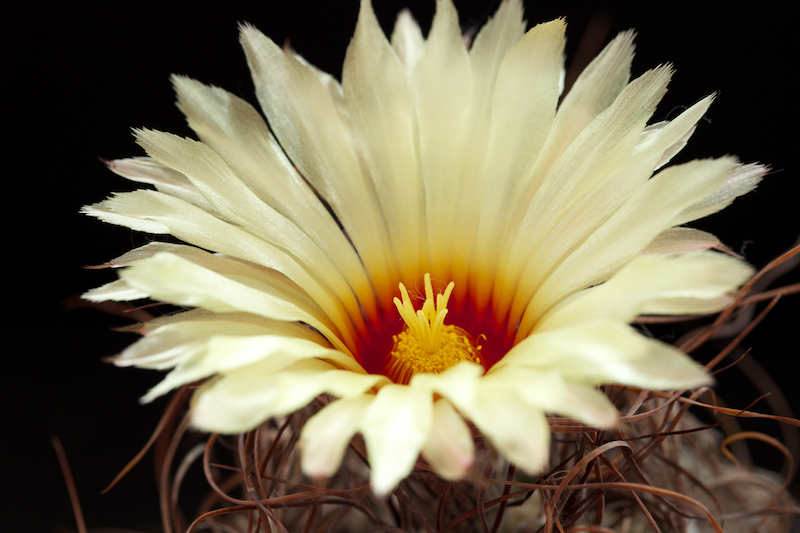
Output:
[{"xmin": 355, "ymin": 273, "xmax": 515, "ymax": 383}]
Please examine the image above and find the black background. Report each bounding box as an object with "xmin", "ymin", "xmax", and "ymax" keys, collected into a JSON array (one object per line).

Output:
[{"xmin": 6, "ymin": 1, "xmax": 798, "ymax": 531}]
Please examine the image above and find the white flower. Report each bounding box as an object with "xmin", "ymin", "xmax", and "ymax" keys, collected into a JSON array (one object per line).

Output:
[{"xmin": 84, "ymin": 0, "xmax": 763, "ymax": 496}]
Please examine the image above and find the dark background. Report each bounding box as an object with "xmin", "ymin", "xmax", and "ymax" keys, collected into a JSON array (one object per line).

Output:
[{"xmin": 6, "ymin": 1, "xmax": 798, "ymax": 531}]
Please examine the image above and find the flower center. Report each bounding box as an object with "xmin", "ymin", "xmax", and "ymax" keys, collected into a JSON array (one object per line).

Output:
[{"xmin": 383, "ymin": 273, "xmax": 482, "ymax": 385}]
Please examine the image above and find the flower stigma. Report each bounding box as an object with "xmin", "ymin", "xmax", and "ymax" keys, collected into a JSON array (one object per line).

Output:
[{"xmin": 384, "ymin": 274, "xmax": 482, "ymax": 385}]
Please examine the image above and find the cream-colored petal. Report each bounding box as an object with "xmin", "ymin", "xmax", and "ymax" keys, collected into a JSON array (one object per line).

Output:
[
  {"xmin": 642, "ymin": 227, "xmax": 721, "ymax": 255},
  {"xmin": 171, "ymin": 77, "xmax": 378, "ymax": 320},
  {"xmin": 506, "ymin": 96, "xmax": 716, "ymax": 319},
  {"xmin": 675, "ymin": 162, "xmax": 767, "ymax": 225},
  {"xmin": 447, "ymin": 0, "xmax": 527, "ymax": 293},
  {"xmin": 192, "ymin": 358, "xmax": 388, "ymax": 433},
  {"xmin": 240, "ymin": 23, "xmax": 399, "ymax": 304},
  {"xmin": 360, "ymin": 384, "xmax": 433, "ymax": 496},
  {"xmin": 300, "ymin": 395, "xmax": 375, "ymax": 479},
  {"xmin": 485, "ymin": 366, "xmax": 618, "ymax": 428},
  {"xmin": 286, "ymin": 52, "xmax": 348, "ymax": 123},
  {"xmin": 468, "ymin": 0, "xmax": 527, "ymax": 111},
  {"xmin": 343, "ymin": 0, "xmax": 422, "ymax": 284},
  {"xmin": 142, "ymin": 334, "xmax": 361, "ymax": 403},
  {"xmin": 645, "ymin": 121, "xmax": 696, "ymax": 171},
  {"xmin": 495, "ymin": 65, "xmax": 674, "ymax": 319},
  {"xmin": 420, "ymin": 398, "xmax": 475, "ymax": 481},
  {"xmin": 83, "ymin": 190, "xmax": 357, "ymax": 350},
  {"xmin": 115, "ymin": 318, "xmax": 314, "ymax": 370},
  {"xmin": 410, "ymin": 361, "xmax": 485, "ymax": 409},
  {"xmin": 134, "ymin": 129, "xmax": 365, "ymax": 329},
  {"xmin": 82, "ymin": 278, "xmax": 148, "ymax": 302},
  {"xmin": 472, "ymin": 19, "xmax": 566, "ymax": 306},
  {"xmin": 464, "ymin": 386, "xmax": 551, "ymax": 475},
  {"xmin": 390, "ymin": 9, "xmax": 424, "ymax": 83},
  {"xmin": 98, "ymin": 242, "xmax": 328, "ymax": 324},
  {"xmin": 117, "ymin": 251, "xmax": 351, "ymax": 355},
  {"xmin": 480, "ymin": 29, "xmax": 635, "ymax": 277},
  {"xmin": 105, "ymin": 157, "xmax": 214, "ymax": 212},
  {"xmin": 499, "ymin": 320, "xmax": 712, "ymax": 391},
  {"xmin": 411, "ymin": 0, "xmax": 471, "ymax": 280},
  {"xmin": 537, "ymin": 251, "xmax": 752, "ymax": 333},
  {"xmin": 517, "ymin": 157, "xmax": 738, "ymax": 338},
  {"xmin": 411, "ymin": 363, "xmax": 550, "ymax": 474},
  {"xmin": 531, "ymin": 30, "xmax": 635, "ymax": 184}
]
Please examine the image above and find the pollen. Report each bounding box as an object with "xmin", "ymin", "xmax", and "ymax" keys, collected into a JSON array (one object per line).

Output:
[{"xmin": 384, "ymin": 273, "xmax": 482, "ymax": 385}]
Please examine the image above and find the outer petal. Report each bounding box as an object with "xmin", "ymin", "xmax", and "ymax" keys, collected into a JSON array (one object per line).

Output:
[
  {"xmin": 642, "ymin": 227, "xmax": 721, "ymax": 255},
  {"xmin": 171, "ymin": 76, "xmax": 378, "ymax": 319},
  {"xmin": 518, "ymin": 156, "xmax": 739, "ymax": 337},
  {"xmin": 499, "ymin": 319, "xmax": 712, "ymax": 391},
  {"xmin": 536, "ymin": 251, "xmax": 754, "ymax": 332},
  {"xmin": 134, "ymin": 129, "xmax": 364, "ymax": 330},
  {"xmin": 192, "ymin": 358, "xmax": 388, "ymax": 433},
  {"xmin": 105, "ymin": 156, "xmax": 214, "ymax": 212},
  {"xmin": 412, "ymin": 0, "xmax": 471, "ymax": 280},
  {"xmin": 142, "ymin": 334, "xmax": 363, "ymax": 403},
  {"xmin": 114, "ymin": 315, "xmax": 323, "ymax": 370},
  {"xmin": 390, "ymin": 9, "xmax": 424, "ymax": 83},
  {"xmin": 343, "ymin": 0, "xmax": 422, "ymax": 283},
  {"xmin": 486, "ymin": 366, "xmax": 619, "ymax": 428},
  {"xmin": 465, "ymin": 387, "xmax": 550, "ymax": 476},
  {"xmin": 420, "ymin": 398, "xmax": 475, "ymax": 481},
  {"xmin": 360, "ymin": 384, "xmax": 432, "ymax": 496},
  {"xmin": 300, "ymin": 394, "xmax": 375, "ymax": 479},
  {"xmin": 413, "ymin": 363, "xmax": 549, "ymax": 475},
  {"xmin": 240, "ymin": 23, "xmax": 399, "ymax": 304},
  {"xmin": 675, "ymin": 162, "xmax": 767, "ymax": 225},
  {"xmin": 410, "ymin": 361, "xmax": 485, "ymax": 409},
  {"xmin": 83, "ymin": 191, "xmax": 357, "ymax": 350},
  {"xmin": 116, "ymin": 251, "xmax": 351, "ymax": 354},
  {"xmin": 83, "ymin": 278, "xmax": 148, "ymax": 302},
  {"xmin": 471, "ymin": 19, "xmax": 566, "ymax": 306}
]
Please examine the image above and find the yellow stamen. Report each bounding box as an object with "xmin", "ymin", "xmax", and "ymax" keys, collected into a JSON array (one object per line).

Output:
[{"xmin": 385, "ymin": 274, "xmax": 481, "ymax": 385}]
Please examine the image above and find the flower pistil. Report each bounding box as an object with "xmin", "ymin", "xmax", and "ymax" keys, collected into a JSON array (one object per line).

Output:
[{"xmin": 385, "ymin": 273, "xmax": 482, "ymax": 384}]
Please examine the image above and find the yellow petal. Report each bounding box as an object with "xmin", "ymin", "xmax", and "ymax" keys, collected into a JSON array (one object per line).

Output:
[
  {"xmin": 115, "ymin": 316, "xmax": 318, "ymax": 370},
  {"xmin": 82, "ymin": 278, "xmax": 148, "ymax": 302},
  {"xmin": 642, "ymin": 227, "xmax": 721, "ymax": 255},
  {"xmin": 83, "ymin": 190, "xmax": 357, "ymax": 350},
  {"xmin": 675, "ymin": 162, "xmax": 768, "ymax": 225},
  {"xmin": 465, "ymin": 386, "xmax": 550, "ymax": 475},
  {"xmin": 135, "ymin": 128, "xmax": 365, "ymax": 329},
  {"xmin": 495, "ymin": 65, "xmax": 675, "ymax": 319}
]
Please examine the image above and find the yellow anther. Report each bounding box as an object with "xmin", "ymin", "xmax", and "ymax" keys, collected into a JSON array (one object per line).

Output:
[{"xmin": 386, "ymin": 274, "xmax": 481, "ymax": 385}]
